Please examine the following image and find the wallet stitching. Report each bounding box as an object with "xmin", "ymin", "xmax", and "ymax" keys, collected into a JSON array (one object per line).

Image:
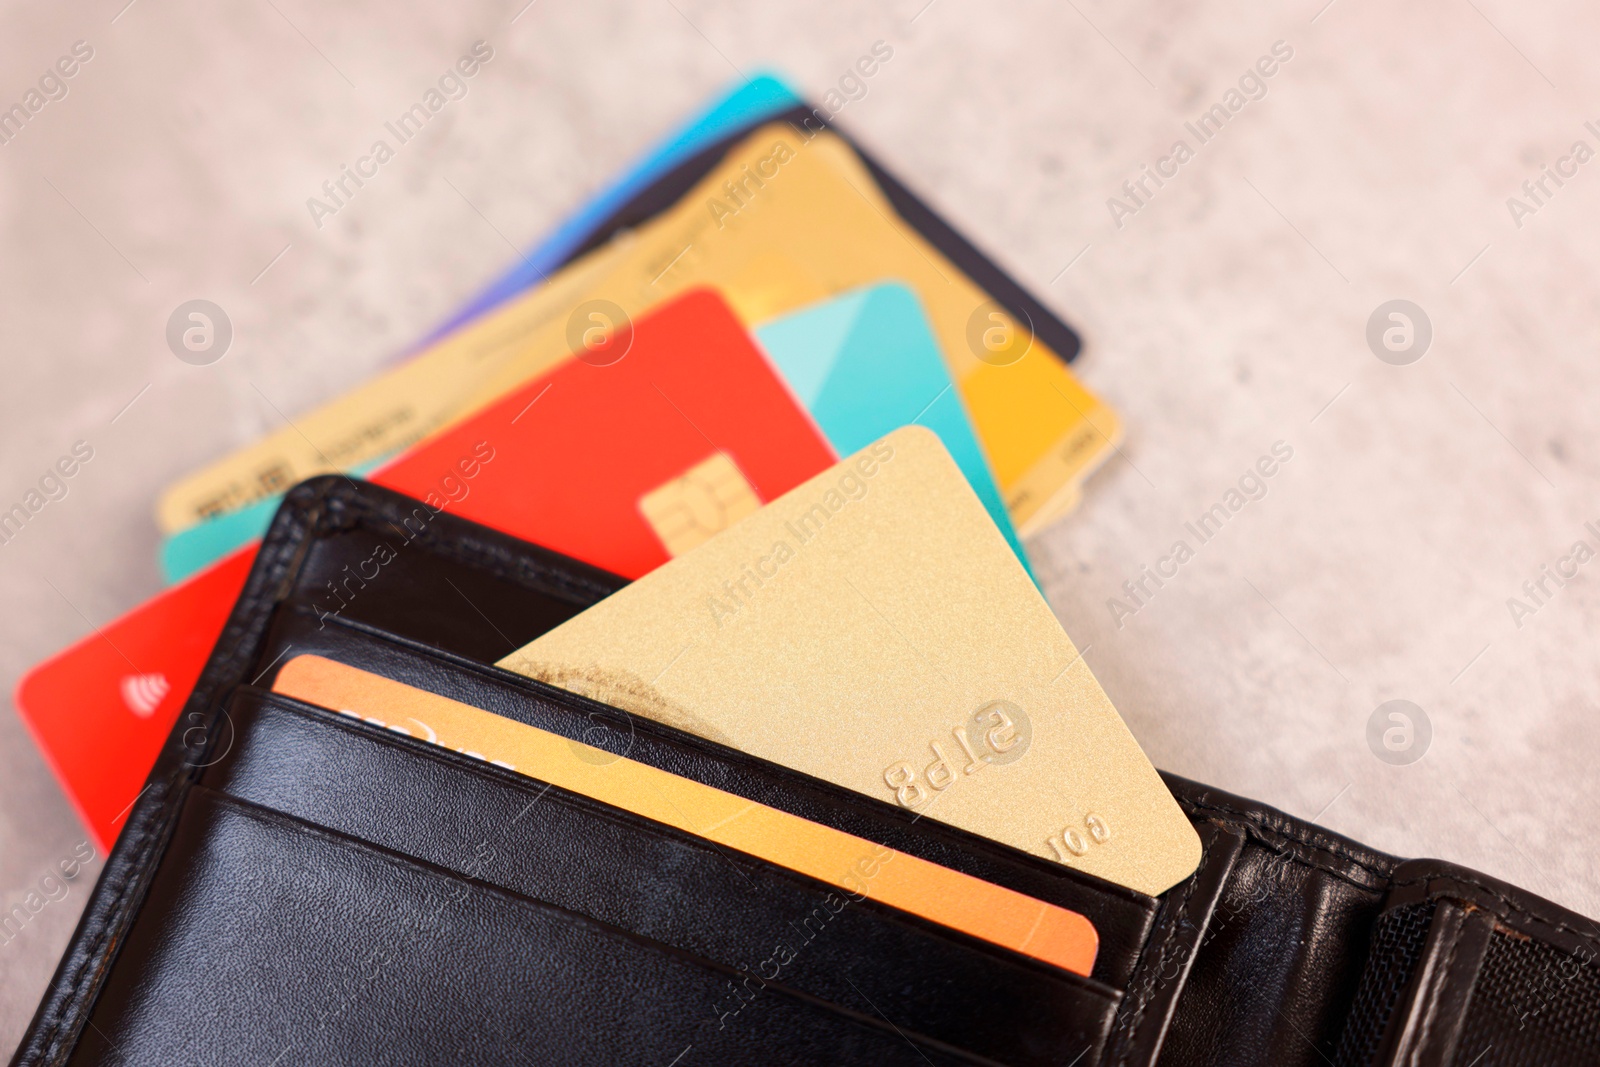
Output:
[
  {"xmin": 351, "ymin": 501, "xmax": 616, "ymax": 604},
  {"xmin": 31, "ymin": 478, "xmax": 628, "ymax": 1064},
  {"xmin": 1389, "ymin": 873, "xmax": 1600, "ymax": 956},
  {"xmin": 1178, "ymin": 795, "xmax": 1392, "ymax": 889},
  {"xmin": 33, "ymin": 483, "xmax": 327, "ymax": 1064},
  {"xmin": 1104, "ymin": 804, "xmax": 1386, "ymax": 1067},
  {"xmin": 1112, "ymin": 828, "xmax": 1215, "ymax": 1066},
  {"xmin": 36, "ymin": 784, "xmax": 164, "ymax": 1064},
  {"xmin": 311, "ymin": 481, "xmax": 618, "ymax": 607}
]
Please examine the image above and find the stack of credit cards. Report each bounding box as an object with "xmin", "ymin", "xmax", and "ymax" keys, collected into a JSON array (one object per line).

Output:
[{"xmin": 16, "ymin": 72, "xmax": 1200, "ymax": 1062}]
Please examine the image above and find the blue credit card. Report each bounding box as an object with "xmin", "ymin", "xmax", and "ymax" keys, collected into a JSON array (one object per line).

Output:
[
  {"xmin": 753, "ymin": 282, "xmax": 1034, "ymax": 580},
  {"xmin": 421, "ymin": 72, "xmax": 801, "ymax": 344}
]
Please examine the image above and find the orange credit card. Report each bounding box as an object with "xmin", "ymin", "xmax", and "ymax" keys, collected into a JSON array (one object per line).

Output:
[{"xmin": 272, "ymin": 654, "xmax": 1099, "ymax": 976}]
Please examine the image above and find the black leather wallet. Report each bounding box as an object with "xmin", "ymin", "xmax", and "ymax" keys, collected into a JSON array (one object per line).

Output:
[{"xmin": 14, "ymin": 478, "xmax": 1600, "ymax": 1066}]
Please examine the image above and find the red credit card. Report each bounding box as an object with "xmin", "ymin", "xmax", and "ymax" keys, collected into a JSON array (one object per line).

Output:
[
  {"xmin": 16, "ymin": 289, "xmax": 834, "ymax": 848},
  {"xmin": 14, "ymin": 547, "xmax": 255, "ymax": 849},
  {"xmin": 375, "ymin": 287, "xmax": 835, "ymax": 575}
]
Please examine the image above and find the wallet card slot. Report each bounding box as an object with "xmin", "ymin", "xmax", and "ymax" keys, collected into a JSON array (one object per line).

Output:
[
  {"xmin": 201, "ymin": 688, "xmax": 1121, "ymax": 1067},
  {"xmin": 76, "ymin": 785, "xmax": 996, "ymax": 1067},
  {"xmin": 284, "ymin": 525, "xmax": 622, "ymax": 660},
  {"xmin": 1366, "ymin": 899, "xmax": 1494, "ymax": 1067},
  {"xmin": 256, "ymin": 603, "xmax": 1162, "ymax": 988},
  {"xmin": 1442, "ymin": 918, "xmax": 1600, "ymax": 1066},
  {"xmin": 1335, "ymin": 860, "xmax": 1600, "ymax": 1067}
]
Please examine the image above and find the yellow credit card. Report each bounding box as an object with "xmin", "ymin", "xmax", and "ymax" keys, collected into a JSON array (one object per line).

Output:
[
  {"xmin": 158, "ymin": 124, "xmax": 1118, "ymax": 536},
  {"xmin": 498, "ymin": 427, "xmax": 1199, "ymax": 897},
  {"xmin": 272, "ymin": 653, "xmax": 1100, "ymax": 975}
]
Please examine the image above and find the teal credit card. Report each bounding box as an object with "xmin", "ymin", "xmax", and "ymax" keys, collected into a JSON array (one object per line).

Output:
[
  {"xmin": 159, "ymin": 455, "xmax": 390, "ymax": 583},
  {"xmin": 753, "ymin": 282, "xmax": 1034, "ymax": 579}
]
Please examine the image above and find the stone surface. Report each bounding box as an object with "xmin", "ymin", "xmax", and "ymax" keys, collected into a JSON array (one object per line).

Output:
[{"xmin": 2, "ymin": 0, "xmax": 1597, "ymax": 1054}]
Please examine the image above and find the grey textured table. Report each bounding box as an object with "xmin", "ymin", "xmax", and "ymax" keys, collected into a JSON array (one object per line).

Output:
[{"xmin": 2, "ymin": 0, "xmax": 1597, "ymax": 1056}]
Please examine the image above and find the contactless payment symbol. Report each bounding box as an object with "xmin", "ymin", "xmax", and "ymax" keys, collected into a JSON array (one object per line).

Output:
[{"xmin": 119, "ymin": 672, "xmax": 170, "ymax": 718}]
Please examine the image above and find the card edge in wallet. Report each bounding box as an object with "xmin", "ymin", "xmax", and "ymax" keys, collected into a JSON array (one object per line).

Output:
[
  {"xmin": 269, "ymin": 653, "xmax": 1101, "ymax": 977},
  {"xmin": 219, "ymin": 681, "xmax": 1117, "ymax": 991},
  {"xmin": 250, "ymin": 601, "xmax": 1158, "ymax": 989},
  {"xmin": 205, "ymin": 685, "xmax": 1121, "ymax": 1064},
  {"xmin": 87, "ymin": 783, "xmax": 993, "ymax": 1066}
]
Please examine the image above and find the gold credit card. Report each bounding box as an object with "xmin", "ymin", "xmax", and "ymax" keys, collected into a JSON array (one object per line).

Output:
[
  {"xmin": 159, "ymin": 124, "xmax": 1119, "ymax": 537},
  {"xmin": 272, "ymin": 654, "xmax": 1101, "ymax": 976},
  {"xmin": 498, "ymin": 427, "xmax": 1199, "ymax": 897}
]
